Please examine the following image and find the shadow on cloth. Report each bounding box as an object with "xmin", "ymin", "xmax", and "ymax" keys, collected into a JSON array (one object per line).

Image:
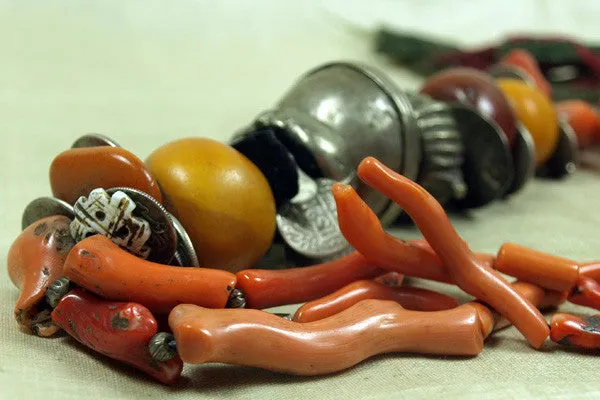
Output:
[{"xmin": 178, "ymin": 352, "xmax": 475, "ymax": 392}]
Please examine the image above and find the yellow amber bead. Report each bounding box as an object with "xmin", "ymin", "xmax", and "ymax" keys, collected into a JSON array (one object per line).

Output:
[
  {"xmin": 146, "ymin": 138, "xmax": 276, "ymax": 272},
  {"xmin": 496, "ymin": 78, "xmax": 559, "ymax": 166}
]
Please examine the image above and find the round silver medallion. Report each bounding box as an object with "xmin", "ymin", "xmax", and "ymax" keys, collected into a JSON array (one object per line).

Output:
[{"xmin": 276, "ymin": 176, "xmax": 349, "ymax": 259}]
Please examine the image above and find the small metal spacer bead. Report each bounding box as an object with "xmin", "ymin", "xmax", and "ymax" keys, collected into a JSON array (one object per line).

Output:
[
  {"xmin": 226, "ymin": 288, "xmax": 246, "ymax": 308},
  {"xmin": 149, "ymin": 332, "xmax": 178, "ymax": 362},
  {"xmin": 45, "ymin": 277, "xmax": 72, "ymax": 308}
]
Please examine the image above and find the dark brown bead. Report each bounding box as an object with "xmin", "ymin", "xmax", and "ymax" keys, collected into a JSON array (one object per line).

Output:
[{"xmin": 421, "ymin": 67, "xmax": 517, "ymax": 145}]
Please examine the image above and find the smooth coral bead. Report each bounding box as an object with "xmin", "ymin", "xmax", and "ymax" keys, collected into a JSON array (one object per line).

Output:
[
  {"xmin": 496, "ymin": 79, "xmax": 559, "ymax": 166},
  {"xmin": 146, "ymin": 138, "xmax": 276, "ymax": 272},
  {"xmin": 50, "ymin": 146, "xmax": 163, "ymax": 205}
]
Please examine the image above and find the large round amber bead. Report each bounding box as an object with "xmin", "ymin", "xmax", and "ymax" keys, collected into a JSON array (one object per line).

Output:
[
  {"xmin": 496, "ymin": 78, "xmax": 559, "ymax": 166},
  {"xmin": 146, "ymin": 138, "xmax": 276, "ymax": 272}
]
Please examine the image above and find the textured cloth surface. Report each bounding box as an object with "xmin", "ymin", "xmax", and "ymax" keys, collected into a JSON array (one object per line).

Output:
[{"xmin": 1, "ymin": 2, "xmax": 600, "ymax": 399}]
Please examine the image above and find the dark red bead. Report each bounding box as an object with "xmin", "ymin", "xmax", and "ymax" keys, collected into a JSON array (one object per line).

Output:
[{"xmin": 421, "ymin": 67, "xmax": 517, "ymax": 145}]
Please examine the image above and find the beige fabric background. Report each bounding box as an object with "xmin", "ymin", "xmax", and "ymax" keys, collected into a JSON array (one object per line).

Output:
[{"xmin": 1, "ymin": 1, "xmax": 600, "ymax": 399}]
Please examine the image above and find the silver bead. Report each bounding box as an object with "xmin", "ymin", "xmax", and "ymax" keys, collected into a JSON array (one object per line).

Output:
[
  {"xmin": 71, "ymin": 133, "xmax": 121, "ymax": 149},
  {"xmin": 149, "ymin": 332, "xmax": 177, "ymax": 362},
  {"xmin": 46, "ymin": 277, "xmax": 72, "ymax": 308},
  {"xmin": 409, "ymin": 94, "xmax": 467, "ymax": 205},
  {"xmin": 248, "ymin": 61, "xmax": 422, "ymax": 228},
  {"xmin": 22, "ymin": 197, "xmax": 74, "ymax": 231},
  {"xmin": 226, "ymin": 288, "xmax": 246, "ymax": 309}
]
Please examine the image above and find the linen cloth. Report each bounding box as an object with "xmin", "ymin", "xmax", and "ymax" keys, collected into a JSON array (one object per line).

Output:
[{"xmin": 1, "ymin": 1, "xmax": 599, "ymax": 399}]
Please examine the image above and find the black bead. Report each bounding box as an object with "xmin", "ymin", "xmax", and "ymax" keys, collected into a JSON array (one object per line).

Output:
[
  {"xmin": 536, "ymin": 120, "xmax": 578, "ymax": 179},
  {"xmin": 231, "ymin": 127, "xmax": 300, "ymax": 208}
]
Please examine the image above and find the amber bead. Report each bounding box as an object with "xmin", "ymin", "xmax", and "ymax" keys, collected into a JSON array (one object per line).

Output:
[
  {"xmin": 496, "ymin": 79, "xmax": 559, "ymax": 167},
  {"xmin": 50, "ymin": 147, "xmax": 162, "ymax": 205},
  {"xmin": 146, "ymin": 138, "xmax": 276, "ymax": 272},
  {"xmin": 420, "ymin": 67, "xmax": 517, "ymax": 145}
]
